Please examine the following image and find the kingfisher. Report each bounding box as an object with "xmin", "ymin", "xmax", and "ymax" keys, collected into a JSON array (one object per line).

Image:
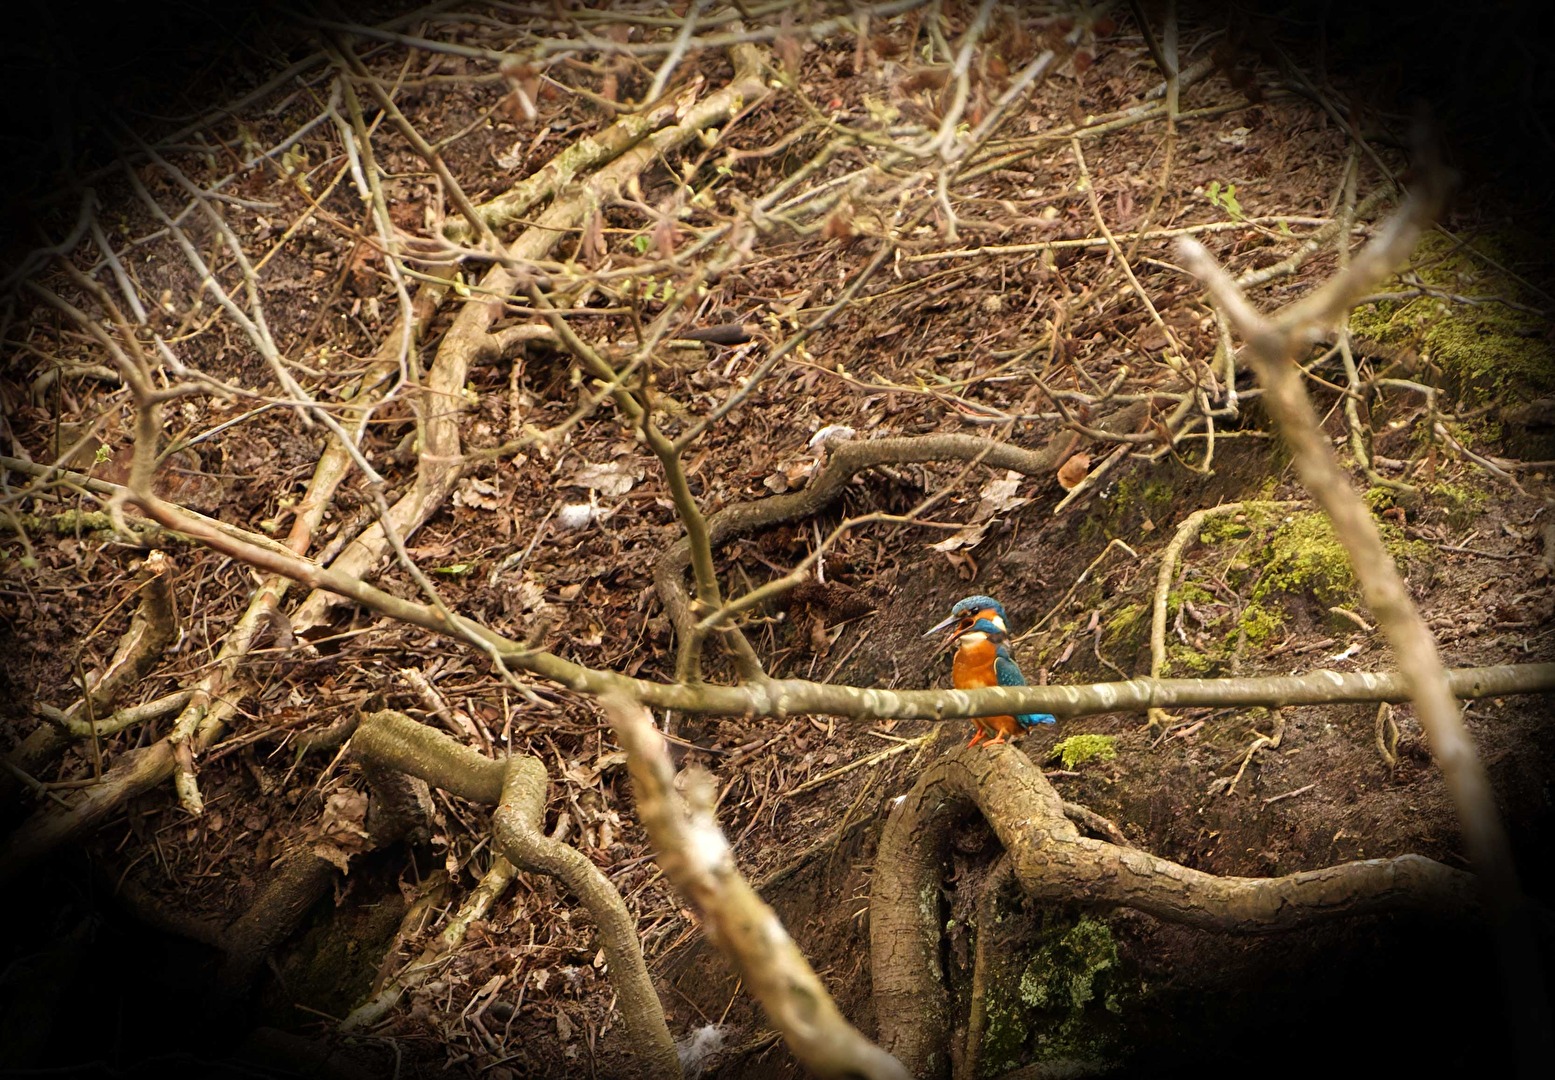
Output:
[{"xmin": 925, "ymin": 595, "xmax": 1056, "ymax": 747}]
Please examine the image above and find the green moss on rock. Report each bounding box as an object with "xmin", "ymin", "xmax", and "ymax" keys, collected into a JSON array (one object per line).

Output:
[
  {"xmin": 1164, "ymin": 642, "xmax": 1218, "ymax": 676},
  {"xmin": 1019, "ymin": 917, "xmax": 1120, "ymax": 1013},
  {"xmin": 1102, "ymin": 602, "xmax": 1147, "ymax": 651},
  {"xmin": 1233, "ymin": 601, "xmax": 1284, "ymax": 646},
  {"xmin": 1425, "ymin": 480, "xmax": 1490, "ymax": 529}
]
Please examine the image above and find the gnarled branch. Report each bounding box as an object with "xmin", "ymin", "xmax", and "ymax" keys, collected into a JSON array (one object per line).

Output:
[{"xmin": 351, "ymin": 710, "xmax": 680, "ymax": 1078}]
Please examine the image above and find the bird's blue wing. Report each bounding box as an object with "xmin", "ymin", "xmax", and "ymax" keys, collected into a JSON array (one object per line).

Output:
[
  {"xmin": 996, "ymin": 649, "xmax": 1055, "ymax": 726},
  {"xmin": 993, "ymin": 651, "xmax": 1027, "ymax": 688}
]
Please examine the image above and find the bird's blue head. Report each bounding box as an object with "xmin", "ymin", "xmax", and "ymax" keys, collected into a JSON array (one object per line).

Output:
[{"xmin": 924, "ymin": 594, "xmax": 1010, "ymax": 638}]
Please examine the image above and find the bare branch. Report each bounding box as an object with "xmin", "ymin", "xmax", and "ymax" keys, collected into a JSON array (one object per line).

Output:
[
  {"xmin": 601, "ymin": 695, "xmax": 909, "ymax": 1080},
  {"xmin": 1176, "ymin": 144, "xmax": 1551, "ymax": 1066}
]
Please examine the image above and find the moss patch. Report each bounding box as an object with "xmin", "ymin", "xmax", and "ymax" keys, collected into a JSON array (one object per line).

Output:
[
  {"xmin": 1050, "ymin": 734, "xmax": 1118, "ymax": 770},
  {"xmin": 1425, "ymin": 480, "xmax": 1490, "ymax": 530},
  {"xmin": 977, "ymin": 911, "xmax": 1134, "ymax": 1075},
  {"xmin": 1083, "ymin": 473, "xmax": 1177, "ymax": 544},
  {"xmin": 1149, "ymin": 505, "xmax": 1430, "ymax": 676},
  {"xmin": 1348, "ymin": 230, "xmax": 1555, "ymax": 401},
  {"xmin": 1101, "ymin": 602, "xmax": 1147, "ymax": 652},
  {"xmin": 1250, "ymin": 511, "xmax": 1427, "ymax": 608},
  {"xmin": 1018, "ymin": 917, "xmax": 1120, "ymax": 1014},
  {"xmin": 1233, "ymin": 601, "xmax": 1284, "ymax": 646},
  {"xmin": 1164, "ymin": 642, "xmax": 1218, "ymax": 676},
  {"xmin": 979, "ymin": 985, "xmax": 1030, "ymax": 1075}
]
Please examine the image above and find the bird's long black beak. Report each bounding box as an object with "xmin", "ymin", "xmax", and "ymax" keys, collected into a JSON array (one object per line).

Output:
[{"xmin": 923, "ymin": 613, "xmax": 959, "ymax": 638}]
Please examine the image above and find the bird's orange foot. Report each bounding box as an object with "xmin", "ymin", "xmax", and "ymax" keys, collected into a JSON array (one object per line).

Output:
[
  {"xmin": 967, "ymin": 731, "xmax": 986, "ymax": 747},
  {"xmin": 986, "ymin": 733, "xmax": 1008, "ymax": 746}
]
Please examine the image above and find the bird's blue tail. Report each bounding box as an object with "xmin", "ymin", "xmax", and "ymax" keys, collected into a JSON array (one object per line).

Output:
[{"xmin": 1018, "ymin": 713, "xmax": 1057, "ymax": 727}]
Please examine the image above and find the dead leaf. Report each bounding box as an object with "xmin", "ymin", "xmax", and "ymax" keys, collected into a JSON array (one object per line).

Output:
[
  {"xmin": 1057, "ymin": 452, "xmax": 1092, "ymax": 491},
  {"xmin": 593, "ymin": 750, "xmax": 628, "ymax": 775},
  {"xmin": 764, "ymin": 457, "xmax": 816, "ymax": 494},
  {"xmin": 930, "ymin": 521, "xmax": 993, "ymax": 553},
  {"xmin": 565, "ymin": 459, "xmax": 644, "ymax": 497},
  {"xmin": 974, "ymin": 472, "xmax": 1030, "ymax": 515},
  {"xmin": 929, "ymin": 471, "xmax": 1030, "ymax": 552},
  {"xmin": 454, "ymin": 475, "xmax": 507, "ymax": 510},
  {"xmin": 823, "ymin": 199, "xmax": 856, "ymax": 241},
  {"xmin": 311, "ymin": 788, "xmax": 371, "ymax": 872},
  {"xmin": 345, "ymin": 240, "xmax": 376, "ymax": 296},
  {"xmin": 672, "ymin": 74, "xmax": 705, "ymax": 119},
  {"xmin": 499, "ymin": 59, "xmax": 541, "ymax": 122},
  {"xmin": 320, "ymin": 790, "xmax": 369, "ymax": 841},
  {"xmin": 941, "ymin": 548, "xmax": 978, "ymax": 579},
  {"xmin": 653, "ymin": 214, "xmax": 681, "ymax": 259},
  {"xmin": 555, "ymin": 502, "xmax": 599, "ymax": 531},
  {"xmin": 512, "ymin": 574, "xmax": 545, "ymax": 613},
  {"xmin": 579, "ymin": 211, "xmax": 606, "ymax": 265}
]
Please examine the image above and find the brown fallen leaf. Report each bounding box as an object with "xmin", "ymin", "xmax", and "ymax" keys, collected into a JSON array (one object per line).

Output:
[{"xmin": 1057, "ymin": 451, "xmax": 1092, "ymax": 491}]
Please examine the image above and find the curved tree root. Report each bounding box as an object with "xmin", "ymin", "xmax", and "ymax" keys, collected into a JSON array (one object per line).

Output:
[
  {"xmin": 352, "ymin": 710, "xmax": 680, "ymax": 1079},
  {"xmin": 492, "ymin": 757, "xmax": 680, "ymax": 1079},
  {"xmin": 961, "ymin": 856, "xmax": 1018, "ymax": 1080},
  {"xmin": 871, "ymin": 743, "xmax": 1479, "ymax": 1078},
  {"xmin": 218, "ymin": 849, "xmax": 340, "ymax": 993},
  {"xmin": 217, "ymin": 753, "xmax": 433, "ymax": 994}
]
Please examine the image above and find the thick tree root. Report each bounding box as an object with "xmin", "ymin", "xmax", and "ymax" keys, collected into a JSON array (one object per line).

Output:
[
  {"xmin": 871, "ymin": 743, "xmax": 1479, "ymax": 1078},
  {"xmin": 218, "ymin": 850, "xmax": 340, "ymax": 993},
  {"xmin": 216, "ymin": 752, "xmax": 431, "ymax": 994}
]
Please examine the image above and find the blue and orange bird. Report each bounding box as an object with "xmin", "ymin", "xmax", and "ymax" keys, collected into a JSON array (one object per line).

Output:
[{"xmin": 925, "ymin": 595, "xmax": 1056, "ymax": 747}]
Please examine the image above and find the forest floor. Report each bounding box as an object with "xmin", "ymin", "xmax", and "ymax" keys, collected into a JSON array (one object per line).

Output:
[{"xmin": 2, "ymin": 3, "xmax": 1553, "ymax": 1078}]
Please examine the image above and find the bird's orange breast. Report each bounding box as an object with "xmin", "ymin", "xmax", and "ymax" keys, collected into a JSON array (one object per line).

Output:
[{"xmin": 952, "ymin": 638, "xmax": 1000, "ymax": 689}]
